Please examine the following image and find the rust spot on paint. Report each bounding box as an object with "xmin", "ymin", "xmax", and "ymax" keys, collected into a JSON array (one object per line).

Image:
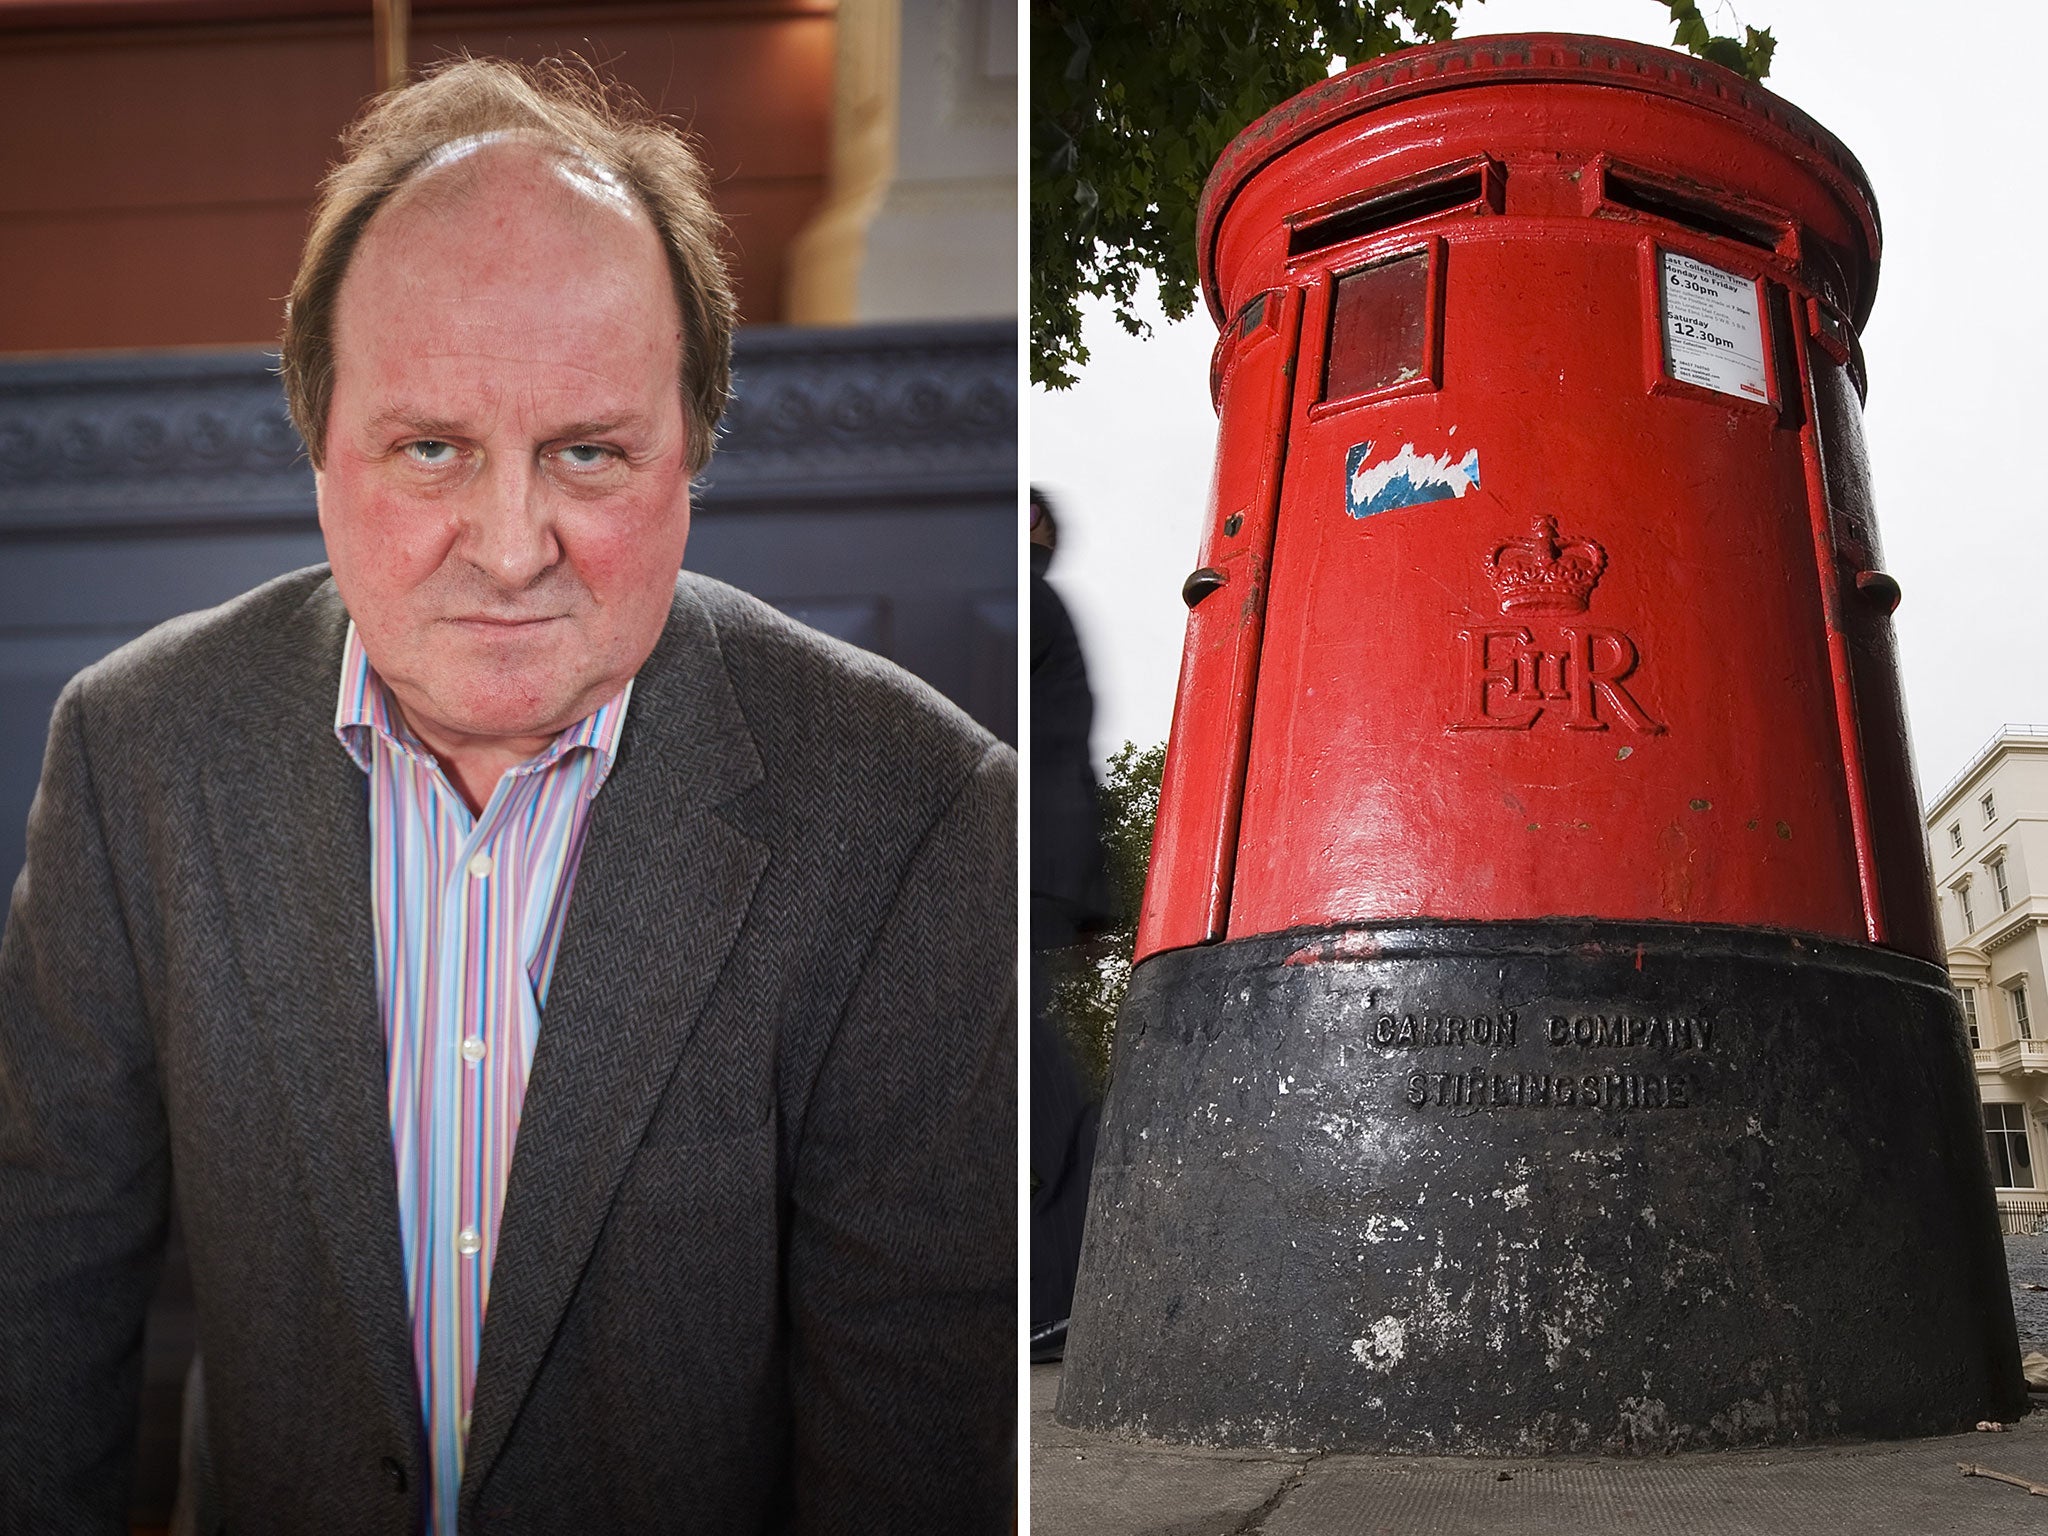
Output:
[
  {"xmin": 1330, "ymin": 930, "xmax": 1382, "ymax": 961},
  {"xmin": 1240, "ymin": 576, "xmax": 1266, "ymax": 623},
  {"xmin": 1616, "ymin": 746, "xmax": 1633, "ymax": 760},
  {"xmin": 1283, "ymin": 931, "xmax": 1384, "ymax": 966},
  {"xmin": 1689, "ymin": 798, "xmax": 1711, "ymax": 812},
  {"xmin": 1776, "ymin": 821, "xmax": 1792, "ymax": 841},
  {"xmin": 1657, "ymin": 822, "xmax": 1694, "ymax": 914}
]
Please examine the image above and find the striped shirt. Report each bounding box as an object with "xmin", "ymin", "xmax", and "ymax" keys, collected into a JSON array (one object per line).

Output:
[{"xmin": 334, "ymin": 622, "xmax": 632, "ymax": 1535}]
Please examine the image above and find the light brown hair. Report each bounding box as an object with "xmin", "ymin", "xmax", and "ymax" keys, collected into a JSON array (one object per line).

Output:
[{"xmin": 280, "ymin": 56, "xmax": 735, "ymax": 474}]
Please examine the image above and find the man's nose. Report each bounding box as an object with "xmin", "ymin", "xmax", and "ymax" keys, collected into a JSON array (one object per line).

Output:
[{"xmin": 459, "ymin": 453, "xmax": 558, "ymax": 589}]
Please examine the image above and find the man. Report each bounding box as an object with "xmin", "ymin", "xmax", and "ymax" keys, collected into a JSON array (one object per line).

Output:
[{"xmin": 0, "ymin": 59, "xmax": 1014, "ymax": 1535}]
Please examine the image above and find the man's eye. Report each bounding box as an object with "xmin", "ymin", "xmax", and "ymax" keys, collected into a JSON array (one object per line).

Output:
[
  {"xmin": 405, "ymin": 440, "xmax": 457, "ymax": 466},
  {"xmin": 559, "ymin": 443, "xmax": 613, "ymax": 468}
]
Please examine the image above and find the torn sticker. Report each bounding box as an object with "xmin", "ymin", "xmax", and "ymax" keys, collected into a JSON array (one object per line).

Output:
[{"xmin": 1345, "ymin": 440, "xmax": 1481, "ymax": 519}]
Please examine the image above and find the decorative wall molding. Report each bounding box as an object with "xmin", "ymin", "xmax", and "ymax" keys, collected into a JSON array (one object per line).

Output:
[
  {"xmin": 706, "ymin": 320, "xmax": 1014, "ymax": 506},
  {"xmin": 0, "ymin": 319, "xmax": 1015, "ymax": 535},
  {"xmin": 0, "ymin": 351, "xmax": 310, "ymax": 533},
  {"xmin": 1983, "ymin": 913, "xmax": 2046, "ymax": 956}
]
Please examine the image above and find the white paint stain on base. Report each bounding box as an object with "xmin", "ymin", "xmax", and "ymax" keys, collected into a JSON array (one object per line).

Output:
[{"xmin": 1352, "ymin": 1315, "xmax": 1408, "ymax": 1371}]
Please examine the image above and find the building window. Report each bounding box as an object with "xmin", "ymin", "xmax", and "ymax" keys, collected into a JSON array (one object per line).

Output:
[
  {"xmin": 1962, "ymin": 987, "xmax": 1981, "ymax": 1049},
  {"xmin": 1951, "ymin": 823, "xmax": 1965, "ymax": 852},
  {"xmin": 1984, "ymin": 791, "xmax": 1998, "ymax": 824},
  {"xmin": 1986, "ymin": 1102, "xmax": 2035, "ymax": 1189},
  {"xmin": 1993, "ymin": 857, "xmax": 2012, "ymax": 913},
  {"xmin": 1958, "ymin": 883, "xmax": 1976, "ymax": 933},
  {"xmin": 2012, "ymin": 982, "xmax": 2033, "ymax": 1041}
]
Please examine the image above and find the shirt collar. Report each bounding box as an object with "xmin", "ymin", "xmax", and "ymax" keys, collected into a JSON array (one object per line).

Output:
[{"xmin": 332, "ymin": 619, "xmax": 633, "ymax": 798}]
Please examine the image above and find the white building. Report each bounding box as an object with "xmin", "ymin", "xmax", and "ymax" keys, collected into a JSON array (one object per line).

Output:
[
  {"xmin": 1926, "ymin": 727, "xmax": 2048, "ymax": 1222},
  {"xmin": 786, "ymin": 0, "xmax": 1018, "ymax": 323}
]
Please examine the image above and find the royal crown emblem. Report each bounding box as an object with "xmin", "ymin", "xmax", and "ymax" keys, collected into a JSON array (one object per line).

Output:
[{"xmin": 1487, "ymin": 517, "xmax": 1607, "ymax": 615}]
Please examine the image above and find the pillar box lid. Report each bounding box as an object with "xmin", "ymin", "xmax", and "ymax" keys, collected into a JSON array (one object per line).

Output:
[{"xmin": 1197, "ymin": 33, "xmax": 1880, "ymax": 330}]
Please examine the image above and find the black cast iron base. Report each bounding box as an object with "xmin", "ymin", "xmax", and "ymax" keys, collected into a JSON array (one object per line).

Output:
[{"xmin": 1058, "ymin": 920, "xmax": 2023, "ymax": 1454}]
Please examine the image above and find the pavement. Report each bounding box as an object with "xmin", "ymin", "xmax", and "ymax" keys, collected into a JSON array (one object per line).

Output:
[
  {"xmin": 2007, "ymin": 1233, "xmax": 2048, "ymax": 1347},
  {"xmin": 1029, "ymin": 1235, "xmax": 2048, "ymax": 1535}
]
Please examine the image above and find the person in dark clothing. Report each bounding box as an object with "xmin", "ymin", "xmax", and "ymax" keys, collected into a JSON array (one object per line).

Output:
[{"xmin": 1029, "ymin": 486, "xmax": 1111, "ymax": 1362}]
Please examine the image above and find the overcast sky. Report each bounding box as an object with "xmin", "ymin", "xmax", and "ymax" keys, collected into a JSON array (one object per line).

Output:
[{"xmin": 1032, "ymin": 0, "xmax": 2045, "ymax": 810}]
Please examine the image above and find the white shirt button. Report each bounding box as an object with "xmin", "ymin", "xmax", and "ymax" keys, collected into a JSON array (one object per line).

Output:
[
  {"xmin": 460, "ymin": 1036, "xmax": 487, "ymax": 1065},
  {"xmin": 456, "ymin": 1226, "xmax": 481, "ymax": 1256},
  {"xmin": 467, "ymin": 852, "xmax": 494, "ymax": 879}
]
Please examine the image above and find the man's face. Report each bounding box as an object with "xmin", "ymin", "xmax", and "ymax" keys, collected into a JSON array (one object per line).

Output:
[{"xmin": 317, "ymin": 138, "xmax": 691, "ymax": 755}]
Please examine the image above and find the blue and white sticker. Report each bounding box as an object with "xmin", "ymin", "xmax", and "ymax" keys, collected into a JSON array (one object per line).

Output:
[{"xmin": 1344, "ymin": 440, "xmax": 1481, "ymax": 519}]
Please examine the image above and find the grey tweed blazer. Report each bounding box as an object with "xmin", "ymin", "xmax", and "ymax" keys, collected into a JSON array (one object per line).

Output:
[{"xmin": 0, "ymin": 566, "xmax": 1016, "ymax": 1535}]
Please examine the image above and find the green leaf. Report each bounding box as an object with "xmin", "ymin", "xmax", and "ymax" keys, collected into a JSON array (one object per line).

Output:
[
  {"xmin": 1742, "ymin": 26, "xmax": 1778, "ymax": 79},
  {"xmin": 1656, "ymin": 0, "xmax": 1775, "ymax": 82},
  {"xmin": 1701, "ymin": 35, "xmax": 1746, "ymax": 70},
  {"xmin": 1039, "ymin": 740, "xmax": 1167, "ymax": 1099}
]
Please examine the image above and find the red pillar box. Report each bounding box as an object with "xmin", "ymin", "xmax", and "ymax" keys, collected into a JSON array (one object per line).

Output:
[{"xmin": 1060, "ymin": 34, "xmax": 2021, "ymax": 1454}]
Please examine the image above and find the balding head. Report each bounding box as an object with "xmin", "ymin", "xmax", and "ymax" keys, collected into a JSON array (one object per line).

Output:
[
  {"xmin": 281, "ymin": 57, "xmax": 734, "ymax": 475},
  {"xmin": 331, "ymin": 134, "xmax": 684, "ymax": 464}
]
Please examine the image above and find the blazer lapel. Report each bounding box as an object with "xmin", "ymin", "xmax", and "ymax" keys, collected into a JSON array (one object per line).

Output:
[
  {"xmin": 463, "ymin": 580, "xmax": 769, "ymax": 1498},
  {"xmin": 198, "ymin": 579, "xmax": 421, "ymax": 1453}
]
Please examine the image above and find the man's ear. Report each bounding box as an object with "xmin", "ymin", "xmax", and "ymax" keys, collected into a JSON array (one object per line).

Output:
[{"xmin": 312, "ymin": 466, "xmax": 326, "ymax": 530}]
